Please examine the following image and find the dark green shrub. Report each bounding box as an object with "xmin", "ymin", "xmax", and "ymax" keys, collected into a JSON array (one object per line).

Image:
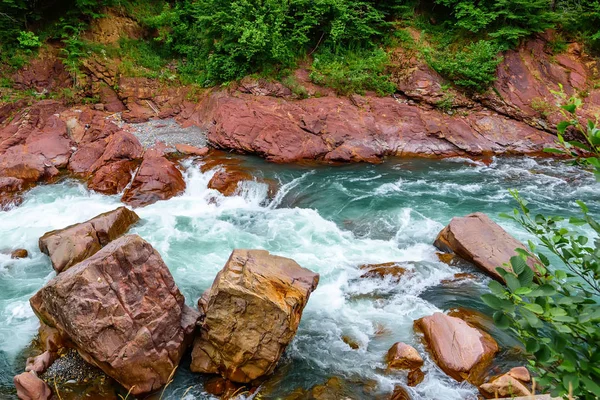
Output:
[
  {"xmin": 424, "ymin": 40, "xmax": 502, "ymax": 92},
  {"xmin": 310, "ymin": 47, "xmax": 396, "ymax": 96}
]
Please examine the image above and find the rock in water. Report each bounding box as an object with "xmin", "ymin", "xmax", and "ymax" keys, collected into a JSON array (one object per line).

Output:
[
  {"xmin": 414, "ymin": 312, "xmax": 498, "ymax": 385},
  {"xmin": 121, "ymin": 143, "xmax": 186, "ymax": 207},
  {"xmin": 434, "ymin": 212, "xmax": 538, "ymax": 283},
  {"xmin": 191, "ymin": 249, "xmax": 319, "ymax": 382},
  {"xmin": 30, "ymin": 235, "xmax": 199, "ymax": 395},
  {"xmin": 479, "ymin": 372, "xmax": 532, "ymax": 399},
  {"xmin": 39, "ymin": 206, "xmax": 140, "ymax": 273},
  {"xmin": 386, "ymin": 342, "xmax": 423, "ymax": 370},
  {"xmin": 13, "ymin": 372, "xmax": 52, "ymax": 400}
]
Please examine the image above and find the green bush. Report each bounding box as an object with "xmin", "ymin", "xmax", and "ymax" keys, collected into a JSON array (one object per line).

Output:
[
  {"xmin": 310, "ymin": 47, "xmax": 396, "ymax": 96},
  {"xmin": 424, "ymin": 40, "xmax": 502, "ymax": 92}
]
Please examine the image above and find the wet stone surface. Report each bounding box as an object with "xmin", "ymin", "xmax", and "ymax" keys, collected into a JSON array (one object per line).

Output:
[{"xmin": 129, "ymin": 119, "xmax": 207, "ymax": 149}]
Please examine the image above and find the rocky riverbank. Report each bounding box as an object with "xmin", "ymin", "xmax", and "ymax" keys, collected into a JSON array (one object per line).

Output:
[{"xmin": 10, "ymin": 203, "xmax": 551, "ymax": 399}]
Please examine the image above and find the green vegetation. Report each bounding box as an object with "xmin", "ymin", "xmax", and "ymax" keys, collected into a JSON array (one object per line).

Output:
[
  {"xmin": 482, "ymin": 95, "xmax": 600, "ymax": 398},
  {"xmin": 1, "ymin": 0, "xmax": 600, "ymax": 94}
]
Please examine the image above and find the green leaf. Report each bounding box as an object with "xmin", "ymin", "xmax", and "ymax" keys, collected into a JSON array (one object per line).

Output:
[
  {"xmin": 481, "ymin": 293, "xmax": 503, "ymax": 310},
  {"xmin": 535, "ymin": 344, "xmax": 551, "ymax": 362},
  {"xmin": 581, "ymin": 376, "xmax": 600, "ymax": 396},
  {"xmin": 510, "ymin": 255, "xmax": 527, "ymax": 275},
  {"xmin": 505, "ymin": 273, "xmax": 521, "ymax": 293},
  {"xmin": 561, "ymin": 103, "xmax": 577, "ymax": 114},
  {"xmin": 525, "ymin": 338, "xmax": 540, "ymax": 353},
  {"xmin": 488, "ymin": 280, "xmax": 506, "ymax": 296},
  {"xmin": 517, "ymin": 265, "xmax": 535, "ymax": 287},
  {"xmin": 557, "ymin": 120, "xmax": 571, "ymax": 134},
  {"xmin": 576, "ymin": 200, "xmax": 589, "ymax": 213},
  {"xmin": 524, "ymin": 303, "xmax": 544, "ymax": 314},
  {"xmin": 563, "ymin": 373, "xmax": 580, "ymax": 392},
  {"xmin": 521, "ymin": 308, "xmax": 543, "ymax": 328},
  {"xmin": 515, "ymin": 286, "xmax": 532, "ymax": 295},
  {"xmin": 493, "ymin": 311, "xmax": 510, "ymax": 330},
  {"xmin": 543, "ymin": 147, "xmax": 567, "ymax": 154}
]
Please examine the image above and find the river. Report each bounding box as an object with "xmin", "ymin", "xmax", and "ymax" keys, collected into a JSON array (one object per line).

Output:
[{"xmin": 1, "ymin": 155, "xmax": 598, "ymax": 399}]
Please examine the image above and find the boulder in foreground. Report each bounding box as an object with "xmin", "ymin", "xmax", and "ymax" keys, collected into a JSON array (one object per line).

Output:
[
  {"xmin": 38, "ymin": 206, "xmax": 140, "ymax": 273},
  {"xmin": 434, "ymin": 212, "xmax": 538, "ymax": 283},
  {"xmin": 191, "ymin": 249, "xmax": 319, "ymax": 383},
  {"xmin": 414, "ymin": 312, "xmax": 498, "ymax": 385},
  {"xmin": 30, "ymin": 234, "xmax": 199, "ymax": 395}
]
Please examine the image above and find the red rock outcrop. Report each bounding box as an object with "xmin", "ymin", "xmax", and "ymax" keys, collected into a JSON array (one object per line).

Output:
[
  {"xmin": 25, "ymin": 351, "xmax": 58, "ymax": 375},
  {"xmin": 414, "ymin": 312, "xmax": 498, "ymax": 385},
  {"xmin": 39, "ymin": 206, "xmax": 140, "ymax": 273},
  {"xmin": 30, "ymin": 234, "xmax": 200, "ymax": 395},
  {"xmin": 121, "ymin": 143, "xmax": 186, "ymax": 207},
  {"xmin": 434, "ymin": 212, "xmax": 539, "ymax": 283},
  {"xmin": 191, "ymin": 249, "xmax": 319, "ymax": 383}
]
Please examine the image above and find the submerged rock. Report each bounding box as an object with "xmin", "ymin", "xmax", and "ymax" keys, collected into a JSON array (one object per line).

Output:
[
  {"xmin": 390, "ymin": 385, "xmax": 411, "ymax": 400},
  {"xmin": 207, "ymin": 167, "xmax": 253, "ymax": 196},
  {"xmin": 414, "ymin": 312, "xmax": 498, "ymax": 385},
  {"xmin": 191, "ymin": 249, "xmax": 319, "ymax": 383},
  {"xmin": 30, "ymin": 234, "xmax": 199, "ymax": 395},
  {"xmin": 407, "ymin": 368, "xmax": 425, "ymax": 387},
  {"xmin": 38, "ymin": 206, "xmax": 140, "ymax": 273},
  {"xmin": 11, "ymin": 248, "xmax": 28, "ymax": 259},
  {"xmin": 14, "ymin": 372, "xmax": 52, "ymax": 400},
  {"xmin": 121, "ymin": 143, "xmax": 186, "ymax": 207},
  {"xmin": 385, "ymin": 342, "xmax": 423, "ymax": 370},
  {"xmin": 359, "ymin": 262, "xmax": 408, "ymax": 280},
  {"xmin": 434, "ymin": 212, "xmax": 539, "ymax": 283}
]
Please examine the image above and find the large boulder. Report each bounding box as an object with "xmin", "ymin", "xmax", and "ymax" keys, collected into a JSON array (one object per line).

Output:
[
  {"xmin": 30, "ymin": 234, "xmax": 200, "ymax": 395},
  {"xmin": 434, "ymin": 212, "xmax": 538, "ymax": 283},
  {"xmin": 191, "ymin": 249, "xmax": 319, "ymax": 383},
  {"xmin": 13, "ymin": 372, "xmax": 52, "ymax": 400},
  {"xmin": 121, "ymin": 144, "xmax": 186, "ymax": 207},
  {"xmin": 39, "ymin": 207, "xmax": 140, "ymax": 273},
  {"xmin": 414, "ymin": 312, "xmax": 498, "ymax": 385}
]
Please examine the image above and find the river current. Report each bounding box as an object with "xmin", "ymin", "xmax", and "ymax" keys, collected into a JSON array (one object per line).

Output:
[{"xmin": 0, "ymin": 156, "xmax": 598, "ymax": 399}]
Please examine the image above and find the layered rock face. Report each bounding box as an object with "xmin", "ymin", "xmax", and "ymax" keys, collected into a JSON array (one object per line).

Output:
[
  {"xmin": 434, "ymin": 212, "xmax": 538, "ymax": 283},
  {"xmin": 30, "ymin": 234, "xmax": 199, "ymax": 395},
  {"xmin": 414, "ymin": 312, "xmax": 498, "ymax": 385},
  {"xmin": 39, "ymin": 206, "xmax": 140, "ymax": 273},
  {"xmin": 191, "ymin": 249, "xmax": 319, "ymax": 383}
]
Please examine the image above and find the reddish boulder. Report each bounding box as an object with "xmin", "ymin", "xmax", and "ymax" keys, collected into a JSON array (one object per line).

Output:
[
  {"xmin": 508, "ymin": 366, "xmax": 531, "ymax": 383},
  {"xmin": 122, "ymin": 144, "xmax": 186, "ymax": 207},
  {"xmin": 30, "ymin": 234, "xmax": 200, "ymax": 395},
  {"xmin": 414, "ymin": 312, "xmax": 498, "ymax": 385},
  {"xmin": 174, "ymin": 143, "xmax": 209, "ymax": 157},
  {"xmin": 13, "ymin": 372, "xmax": 52, "ymax": 400},
  {"xmin": 38, "ymin": 322, "xmax": 69, "ymax": 352},
  {"xmin": 207, "ymin": 167, "xmax": 252, "ymax": 196},
  {"xmin": 479, "ymin": 372, "xmax": 532, "ymax": 399},
  {"xmin": 25, "ymin": 351, "xmax": 58, "ymax": 375},
  {"xmin": 386, "ymin": 342, "xmax": 423, "ymax": 370},
  {"xmin": 191, "ymin": 249, "xmax": 319, "ymax": 383},
  {"xmin": 407, "ymin": 368, "xmax": 425, "ymax": 387},
  {"xmin": 360, "ymin": 262, "xmax": 407, "ymax": 280},
  {"xmin": 0, "ymin": 176, "xmax": 24, "ymax": 209},
  {"xmin": 39, "ymin": 206, "xmax": 140, "ymax": 273},
  {"xmin": 88, "ymin": 160, "xmax": 139, "ymax": 194},
  {"xmin": 0, "ymin": 153, "xmax": 58, "ymax": 184},
  {"xmin": 11, "ymin": 249, "xmax": 28, "ymax": 259},
  {"xmin": 434, "ymin": 213, "xmax": 539, "ymax": 283}
]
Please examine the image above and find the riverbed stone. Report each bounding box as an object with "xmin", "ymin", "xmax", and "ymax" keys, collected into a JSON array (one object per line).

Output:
[
  {"xmin": 407, "ymin": 368, "xmax": 425, "ymax": 387},
  {"xmin": 386, "ymin": 342, "xmax": 423, "ymax": 370},
  {"xmin": 121, "ymin": 143, "xmax": 186, "ymax": 207},
  {"xmin": 360, "ymin": 262, "xmax": 407, "ymax": 280},
  {"xmin": 414, "ymin": 312, "xmax": 498, "ymax": 385},
  {"xmin": 434, "ymin": 212, "xmax": 539, "ymax": 283},
  {"xmin": 11, "ymin": 249, "xmax": 28, "ymax": 259},
  {"xmin": 479, "ymin": 372, "xmax": 532, "ymax": 399},
  {"xmin": 30, "ymin": 234, "xmax": 200, "ymax": 395},
  {"xmin": 14, "ymin": 372, "xmax": 52, "ymax": 400},
  {"xmin": 191, "ymin": 249, "xmax": 319, "ymax": 383},
  {"xmin": 38, "ymin": 206, "xmax": 140, "ymax": 273}
]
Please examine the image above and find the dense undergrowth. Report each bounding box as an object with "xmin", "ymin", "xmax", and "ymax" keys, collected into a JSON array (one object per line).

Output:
[{"xmin": 0, "ymin": 0, "xmax": 599, "ymax": 96}]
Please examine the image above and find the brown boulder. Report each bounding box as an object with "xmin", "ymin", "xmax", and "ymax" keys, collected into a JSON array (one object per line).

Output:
[
  {"xmin": 38, "ymin": 322, "xmax": 69, "ymax": 352},
  {"xmin": 479, "ymin": 372, "xmax": 532, "ymax": 399},
  {"xmin": 88, "ymin": 160, "xmax": 139, "ymax": 194},
  {"xmin": 13, "ymin": 372, "xmax": 52, "ymax": 400},
  {"xmin": 508, "ymin": 366, "xmax": 531, "ymax": 383},
  {"xmin": 121, "ymin": 144, "xmax": 186, "ymax": 207},
  {"xmin": 434, "ymin": 213, "xmax": 539, "ymax": 283},
  {"xmin": 174, "ymin": 143, "xmax": 210, "ymax": 157},
  {"xmin": 0, "ymin": 152, "xmax": 59, "ymax": 184},
  {"xmin": 0, "ymin": 177, "xmax": 24, "ymax": 210},
  {"xmin": 407, "ymin": 368, "xmax": 425, "ymax": 387},
  {"xmin": 11, "ymin": 249, "xmax": 28, "ymax": 259},
  {"xmin": 360, "ymin": 262, "xmax": 407, "ymax": 280},
  {"xmin": 25, "ymin": 351, "xmax": 58, "ymax": 375},
  {"xmin": 208, "ymin": 167, "xmax": 252, "ymax": 196},
  {"xmin": 390, "ymin": 385, "xmax": 411, "ymax": 400},
  {"xmin": 39, "ymin": 206, "xmax": 140, "ymax": 273},
  {"xmin": 414, "ymin": 312, "xmax": 498, "ymax": 385},
  {"xmin": 386, "ymin": 342, "xmax": 423, "ymax": 370},
  {"xmin": 30, "ymin": 234, "xmax": 200, "ymax": 395},
  {"xmin": 191, "ymin": 249, "xmax": 319, "ymax": 383}
]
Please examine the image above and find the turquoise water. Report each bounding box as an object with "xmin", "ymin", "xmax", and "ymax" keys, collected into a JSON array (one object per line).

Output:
[{"xmin": 0, "ymin": 156, "xmax": 598, "ymax": 399}]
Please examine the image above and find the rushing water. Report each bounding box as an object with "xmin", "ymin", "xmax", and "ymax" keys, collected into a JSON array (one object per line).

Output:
[{"xmin": 0, "ymin": 156, "xmax": 598, "ymax": 399}]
